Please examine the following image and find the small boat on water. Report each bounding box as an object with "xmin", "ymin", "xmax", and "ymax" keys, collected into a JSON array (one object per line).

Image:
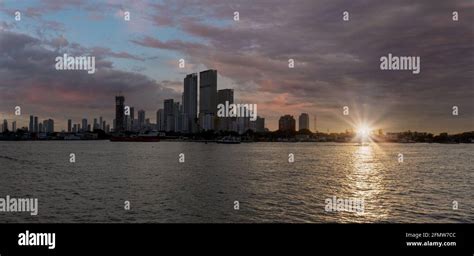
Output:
[
  {"xmin": 110, "ymin": 131, "xmax": 160, "ymax": 142},
  {"xmin": 216, "ymin": 136, "xmax": 241, "ymax": 144}
]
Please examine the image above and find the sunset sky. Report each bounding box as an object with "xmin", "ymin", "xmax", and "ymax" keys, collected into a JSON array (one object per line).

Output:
[{"xmin": 0, "ymin": 0, "xmax": 473, "ymax": 133}]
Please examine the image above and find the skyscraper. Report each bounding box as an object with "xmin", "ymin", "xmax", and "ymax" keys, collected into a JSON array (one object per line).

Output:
[
  {"xmin": 68, "ymin": 119, "xmax": 72, "ymax": 132},
  {"xmin": 115, "ymin": 95, "xmax": 125, "ymax": 132},
  {"xmin": 217, "ymin": 89, "xmax": 234, "ymax": 131},
  {"xmin": 183, "ymin": 73, "xmax": 198, "ymax": 133},
  {"xmin": 49, "ymin": 119, "xmax": 54, "ymax": 133},
  {"xmin": 130, "ymin": 107, "xmax": 135, "ymax": 122},
  {"xmin": 173, "ymin": 102, "xmax": 181, "ymax": 132},
  {"xmin": 93, "ymin": 118, "xmax": 99, "ymax": 130},
  {"xmin": 29, "ymin": 115, "xmax": 33, "ymax": 132},
  {"xmin": 279, "ymin": 115, "xmax": 296, "ymax": 132},
  {"xmin": 82, "ymin": 118, "xmax": 88, "ymax": 132},
  {"xmin": 157, "ymin": 109, "xmax": 165, "ymax": 131},
  {"xmin": 129, "ymin": 107, "xmax": 135, "ymax": 131},
  {"xmin": 199, "ymin": 69, "xmax": 217, "ymax": 115},
  {"xmin": 42, "ymin": 120, "xmax": 47, "ymax": 133},
  {"xmin": 217, "ymin": 89, "xmax": 234, "ymax": 105},
  {"xmin": 12, "ymin": 121, "xmax": 16, "ymax": 132},
  {"xmin": 44, "ymin": 119, "xmax": 54, "ymax": 133},
  {"xmin": 255, "ymin": 117, "xmax": 265, "ymax": 133},
  {"xmin": 299, "ymin": 113, "xmax": 309, "ymax": 131},
  {"xmin": 199, "ymin": 69, "xmax": 217, "ymax": 130},
  {"xmin": 164, "ymin": 99, "xmax": 174, "ymax": 132},
  {"xmin": 34, "ymin": 116, "xmax": 38, "ymax": 133},
  {"xmin": 138, "ymin": 110, "xmax": 146, "ymax": 130},
  {"xmin": 2, "ymin": 119, "xmax": 8, "ymax": 132}
]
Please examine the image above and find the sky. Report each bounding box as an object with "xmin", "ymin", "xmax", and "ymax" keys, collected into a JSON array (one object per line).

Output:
[{"xmin": 0, "ymin": 0, "xmax": 473, "ymax": 133}]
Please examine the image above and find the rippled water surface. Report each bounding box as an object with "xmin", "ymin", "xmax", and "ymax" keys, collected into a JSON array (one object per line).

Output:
[{"xmin": 0, "ymin": 141, "xmax": 472, "ymax": 223}]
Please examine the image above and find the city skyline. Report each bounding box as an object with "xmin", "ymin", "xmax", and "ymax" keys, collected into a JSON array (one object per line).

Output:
[
  {"xmin": 0, "ymin": 0, "xmax": 473, "ymax": 133},
  {"xmin": 0, "ymin": 68, "xmax": 472, "ymax": 135}
]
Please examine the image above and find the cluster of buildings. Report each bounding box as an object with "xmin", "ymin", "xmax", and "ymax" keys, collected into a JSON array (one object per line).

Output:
[
  {"xmin": 28, "ymin": 116, "xmax": 54, "ymax": 133},
  {"xmin": 114, "ymin": 69, "xmax": 266, "ymax": 134},
  {"xmin": 278, "ymin": 113, "xmax": 312, "ymax": 132},
  {"xmin": 1, "ymin": 115, "xmax": 113, "ymax": 135},
  {"xmin": 67, "ymin": 117, "xmax": 111, "ymax": 133},
  {"xmin": 1, "ymin": 69, "xmax": 318, "ymax": 136},
  {"xmin": 1, "ymin": 119, "xmax": 15, "ymax": 133}
]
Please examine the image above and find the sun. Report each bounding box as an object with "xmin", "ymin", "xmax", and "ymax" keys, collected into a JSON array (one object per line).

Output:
[{"xmin": 356, "ymin": 124, "xmax": 371, "ymax": 140}]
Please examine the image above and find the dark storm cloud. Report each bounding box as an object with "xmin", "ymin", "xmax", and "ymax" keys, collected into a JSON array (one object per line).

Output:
[
  {"xmin": 133, "ymin": 0, "xmax": 473, "ymax": 132},
  {"xmin": 0, "ymin": 0, "xmax": 472, "ymax": 132},
  {"xmin": 0, "ymin": 30, "xmax": 180, "ymax": 126}
]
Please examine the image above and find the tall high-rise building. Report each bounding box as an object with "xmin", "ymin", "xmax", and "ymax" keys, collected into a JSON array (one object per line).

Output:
[
  {"xmin": 199, "ymin": 70, "xmax": 217, "ymax": 130},
  {"xmin": 130, "ymin": 107, "xmax": 135, "ymax": 122},
  {"xmin": 138, "ymin": 110, "xmax": 146, "ymax": 130},
  {"xmin": 49, "ymin": 119, "xmax": 54, "ymax": 133},
  {"xmin": 255, "ymin": 117, "xmax": 265, "ymax": 133},
  {"xmin": 68, "ymin": 119, "xmax": 72, "ymax": 132},
  {"xmin": 217, "ymin": 89, "xmax": 234, "ymax": 131},
  {"xmin": 299, "ymin": 113, "xmax": 309, "ymax": 131},
  {"xmin": 217, "ymin": 89, "xmax": 234, "ymax": 105},
  {"xmin": 115, "ymin": 95, "xmax": 125, "ymax": 132},
  {"xmin": 82, "ymin": 118, "xmax": 88, "ymax": 132},
  {"xmin": 183, "ymin": 73, "xmax": 198, "ymax": 133},
  {"xmin": 93, "ymin": 118, "xmax": 99, "ymax": 130},
  {"xmin": 42, "ymin": 120, "xmax": 47, "ymax": 133},
  {"xmin": 164, "ymin": 99, "xmax": 174, "ymax": 132},
  {"xmin": 129, "ymin": 107, "xmax": 135, "ymax": 131},
  {"xmin": 2, "ymin": 119, "xmax": 8, "ymax": 132},
  {"xmin": 279, "ymin": 115, "xmax": 296, "ymax": 132},
  {"xmin": 12, "ymin": 121, "xmax": 16, "ymax": 132},
  {"xmin": 34, "ymin": 116, "xmax": 38, "ymax": 133},
  {"xmin": 99, "ymin": 117, "xmax": 103, "ymax": 130},
  {"xmin": 29, "ymin": 115, "xmax": 34, "ymax": 132},
  {"xmin": 199, "ymin": 70, "xmax": 217, "ymax": 115},
  {"xmin": 173, "ymin": 102, "xmax": 181, "ymax": 132},
  {"xmin": 124, "ymin": 115, "xmax": 131, "ymax": 131},
  {"xmin": 43, "ymin": 119, "xmax": 54, "ymax": 133},
  {"xmin": 156, "ymin": 109, "xmax": 165, "ymax": 131}
]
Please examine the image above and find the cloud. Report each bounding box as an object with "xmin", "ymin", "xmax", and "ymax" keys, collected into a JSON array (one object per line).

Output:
[
  {"xmin": 1, "ymin": 0, "xmax": 473, "ymax": 132},
  {"xmin": 0, "ymin": 30, "xmax": 180, "ymax": 129},
  {"xmin": 131, "ymin": 0, "xmax": 474, "ymax": 132}
]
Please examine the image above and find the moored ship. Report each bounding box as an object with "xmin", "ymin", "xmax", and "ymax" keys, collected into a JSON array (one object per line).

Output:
[
  {"xmin": 110, "ymin": 131, "xmax": 160, "ymax": 142},
  {"xmin": 216, "ymin": 136, "xmax": 241, "ymax": 144}
]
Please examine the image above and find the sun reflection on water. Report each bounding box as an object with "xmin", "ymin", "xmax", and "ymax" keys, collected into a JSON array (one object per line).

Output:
[{"xmin": 348, "ymin": 144, "xmax": 390, "ymax": 221}]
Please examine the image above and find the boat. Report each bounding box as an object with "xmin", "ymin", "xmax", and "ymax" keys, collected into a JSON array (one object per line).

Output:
[
  {"xmin": 110, "ymin": 131, "xmax": 160, "ymax": 142},
  {"xmin": 64, "ymin": 134, "xmax": 81, "ymax": 140},
  {"xmin": 216, "ymin": 136, "xmax": 241, "ymax": 144}
]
